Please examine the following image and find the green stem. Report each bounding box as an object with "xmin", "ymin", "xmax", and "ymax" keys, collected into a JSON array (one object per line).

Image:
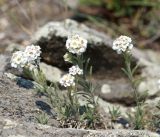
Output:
[
  {"xmin": 67, "ymin": 87, "xmax": 74, "ymax": 106},
  {"xmin": 123, "ymin": 52, "xmax": 143, "ymax": 129},
  {"xmin": 77, "ymin": 55, "xmax": 83, "ymax": 68},
  {"xmin": 123, "ymin": 52, "xmax": 139, "ymax": 106},
  {"xmin": 77, "ymin": 54, "xmax": 86, "ymax": 79}
]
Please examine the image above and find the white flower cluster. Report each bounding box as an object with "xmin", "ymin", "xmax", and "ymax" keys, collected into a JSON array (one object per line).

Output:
[
  {"xmin": 11, "ymin": 45, "xmax": 41, "ymax": 69},
  {"xmin": 59, "ymin": 74, "xmax": 75, "ymax": 87},
  {"xmin": 60, "ymin": 34, "xmax": 86, "ymax": 87},
  {"xmin": 112, "ymin": 35, "xmax": 133, "ymax": 54},
  {"xmin": 60, "ymin": 65, "xmax": 83, "ymax": 87},
  {"xmin": 24, "ymin": 45, "xmax": 41, "ymax": 62},
  {"xmin": 66, "ymin": 34, "xmax": 87, "ymax": 55},
  {"xmin": 69, "ymin": 65, "xmax": 83, "ymax": 76},
  {"xmin": 11, "ymin": 51, "xmax": 28, "ymax": 68}
]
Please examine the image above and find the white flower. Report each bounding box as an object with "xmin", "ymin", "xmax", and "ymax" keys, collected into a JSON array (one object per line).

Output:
[
  {"xmin": 24, "ymin": 45, "xmax": 41, "ymax": 61},
  {"xmin": 59, "ymin": 74, "xmax": 75, "ymax": 87},
  {"xmin": 112, "ymin": 35, "xmax": 133, "ymax": 54},
  {"xmin": 66, "ymin": 34, "xmax": 87, "ymax": 55},
  {"xmin": 11, "ymin": 44, "xmax": 42, "ymax": 69},
  {"xmin": 11, "ymin": 51, "xmax": 28, "ymax": 68},
  {"xmin": 63, "ymin": 53, "xmax": 72, "ymax": 63},
  {"xmin": 69, "ymin": 65, "xmax": 83, "ymax": 75}
]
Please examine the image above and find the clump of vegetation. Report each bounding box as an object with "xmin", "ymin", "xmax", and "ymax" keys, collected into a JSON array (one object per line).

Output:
[
  {"xmin": 10, "ymin": 34, "xmax": 159, "ymax": 131},
  {"xmin": 51, "ymin": 34, "xmax": 102, "ymax": 129},
  {"xmin": 108, "ymin": 106, "xmax": 121, "ymax": 122},
  {"xmin": 80, "ymin": 0, "xmax": 160, "ymax": 17},
  {"xmin": 112, "ymin": 35, "xmax": 145, "ymax": 129},
  {"xmin": 10, "ymin": 34, "xmax": 103, "ymax": 129},
  {"xmin": 36, "ymin": 112, "xmax": 49, "ymax": 125}
]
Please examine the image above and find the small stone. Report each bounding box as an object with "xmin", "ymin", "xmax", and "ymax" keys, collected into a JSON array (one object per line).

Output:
[
  {"xmin": 101, "ymin": 84, "xmax": 111, "ymax": 94},
  {"xmin": 3, "ymin": 119, "xmax": 18, "ymax": 129},
  {"xmin": 113, "ymin": 123, "xmax": 124, "ymax": 129},
  {"xmin": 48, "ymin": 118, "xmax": 60, "ymax": 127}
]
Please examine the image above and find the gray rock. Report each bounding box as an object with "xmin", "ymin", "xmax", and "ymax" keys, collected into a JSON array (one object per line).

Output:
[
  {"xmin": 40, "ymin": 62, "xmax": 62, "ymax": 82},
  {"xmin": 138, "ymin": 50, "xmax": 160, "ymax": 97},
  {"xmin": 48, "ymin": 118, "xmax": 60, "ymax": 127},
  {"xmin": 144, "ymin": 97, "xmax": 160, "ymax": 115},
  {"xmin": 0, "ymin": 54, "xmax": 10, "ymax": 76},
  {"xmin": 33, "ymin": 19, "xmax": 112, "ymax": 46},
  {"xmin": 0, "ymin": 75, "xmax": 56, "ymax": 124},
  {"xmin": 98, "ymin": 78, "xmax": 135, "ymax": 105},
  {"xmin": 97, "ymin": 97, "xmax": 129, "ymax": 118},
  {"xmin": 0, "ymin": 117, "xmax": 159, "ymax": 137},
  {"xmin": 5, "ymin": 43, "xmax": 25, "ymax": 53},
  {"xmin": 55, "ymin": 0, "xmax": 79, "ymax": 10}
]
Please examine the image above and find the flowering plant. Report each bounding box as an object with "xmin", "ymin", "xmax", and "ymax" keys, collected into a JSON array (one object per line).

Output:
[
  {"xmin": 112, "ymin": 35, "xmax": 133, "ymax": 54},
  {"xmin": 56, "ymin": 34, "xmax": 101, "ymax": 128},
  {"xmin": 66, "ymin": 34, "xmax": 87, "ymax": 55},
  {"xmin": 11, "ymin": 35, "xmax": 102, "ymax": 129},
  {"xmin": 113, "ymin": 35, "xmax": 145, "ymax": 129},
  {"xmin": 11, "ymin": 45, "xmax": 47, "ymax": 93},
  {"xmin": 10, "ymin": 34, "xmax": 159, "ymax": 131}
]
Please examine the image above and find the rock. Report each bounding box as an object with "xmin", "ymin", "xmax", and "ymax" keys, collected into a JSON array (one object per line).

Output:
[
  {"xmin": 144, "ymin": 97, "xmax": 160, "ymax": 116},
  {"xmin": 3, "ymin": 119, "xmax": 19, "ymax": 129},
  {"xmin": 48, "ymin": 118, "xmax": 60, "ymax": 127},
  {"xmin": 137, "ymin": 50, "xmax": 160, "ymax": 97},
  {"xmin": 5, "ymin": 43, "xmax": 25, "ymax": 53},
  {"xmin": 33, "ymin": 19, "xmax": 112, "ymax": 46},
  {"xmin": 97, "ymin": 97, "xmax": 130, "ymax": 118},
  {"xmin": 66, "ymin": 0, "xmax": 79, "ymax": 9},
  {"xmin": 40, "ymin": 62, "xmax": 62, "ymax": 82},
  {"xmin": 0, "ymin": 54, "xmax": 10, "ymax": 76},
  {"xmin": 56, "ymin": 0, "xmax": 79, "ymax": 9},
  {"xmin": 98, "ymin": 78, "xmax": 136, "ymax": 105},
  {"xmin": 0, "ymin": 117, "xmax": 159, "ymax": 137},
  {"xmin": 0, "ymin": 75, "xmax": 56, "ymax": 124}
]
